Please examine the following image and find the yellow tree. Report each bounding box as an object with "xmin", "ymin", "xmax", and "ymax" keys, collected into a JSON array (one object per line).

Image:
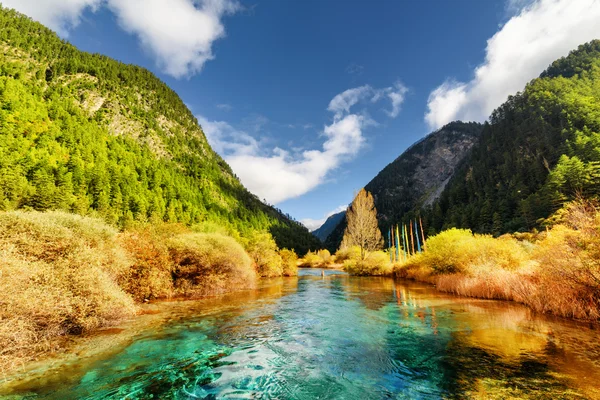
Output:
[{"xmin": 341, "ymin": 188, "xmax": 383, "ymax": 259}]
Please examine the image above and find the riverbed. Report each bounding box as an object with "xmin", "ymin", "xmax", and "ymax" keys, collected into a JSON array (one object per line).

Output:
[{"xmin": 2, "ymin": 268, "xmax": 599, "ymax": 399}]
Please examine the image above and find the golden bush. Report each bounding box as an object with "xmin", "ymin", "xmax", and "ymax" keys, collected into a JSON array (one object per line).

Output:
[
  {"xmin": 334, "ymin": 245, "xmax": 362, "ymax": 263},
  {"xmin": 344, "ymin": 251, "xmax": 392, "ymax": 276},
  {"xmin": 168, "ymin": 232, "xmax": 256, "ymax": 296}
]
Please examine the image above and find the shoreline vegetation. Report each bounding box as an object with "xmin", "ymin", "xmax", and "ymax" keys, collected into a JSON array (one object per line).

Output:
[
  {"xmin": 299, "ymin": 199, "xmax": 600, "ymax": 322},
  {"xmin": 0, "ymin": 210, "xmax": 299, "ymax": 376},
  {"xmin": 2, "ymin": 200, "xmax": 600, "ymax": 379}
]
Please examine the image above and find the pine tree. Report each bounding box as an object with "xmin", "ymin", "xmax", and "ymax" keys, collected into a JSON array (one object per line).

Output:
[{"xmin": 341, "ymin": 188, "xmax": 383, "ymax": 259}]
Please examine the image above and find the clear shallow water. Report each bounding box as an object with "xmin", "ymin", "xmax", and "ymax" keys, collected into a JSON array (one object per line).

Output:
[{"xmin": 3, "ymin": 269, "xmax": 600, "ymax": 399}]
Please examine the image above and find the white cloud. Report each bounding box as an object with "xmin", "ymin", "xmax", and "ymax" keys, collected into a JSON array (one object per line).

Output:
[
  {"xmin": 328, "ymin": 82, "xmax": 408, "ymax": 119},
  {"xmin": 196, "ymin": 115, "xmax": 258, "ymax": 156},
  {"xmin": 215, "ymin": 113, "xmax": 368, "ymax": 204},
  {"xmin": 300, "ymin": 205, "xmax": 347, "ymax": 231},
  {"xmin": 425, "ymin": 0, "xmax": 600, "ymax": 129},
  {"xmin": 5, "ymin": 0, "xmax": 239, "ymax": 78},
  {"xmin": 328, "ymin": 85, "xmax": 372, "ymax": 118},
  {"xmin": 199, "ymin": 82, "xmax": 405, "ymax": 204},
  {"xmin": 2, "ymin": 0, "xmax": 102, "ymax": 36},
  {"xmin": 384, "ymin": 82, "xmax": 409, "ymax": 118},
  {"xmin": 106, "ymin": 0, "xmax": 240, "ymax": 78}
]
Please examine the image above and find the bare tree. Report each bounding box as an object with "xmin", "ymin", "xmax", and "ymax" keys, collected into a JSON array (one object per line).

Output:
[{"xmin": 341, "ymin": 188, "xmax": 383, "ymax": 259}]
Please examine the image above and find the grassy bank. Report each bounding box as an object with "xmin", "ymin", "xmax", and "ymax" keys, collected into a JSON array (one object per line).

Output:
[
  {"xmin": 310, "ymin": 200, "xmax": 600, "ymax": 321},
  {"xmin": 396, "ymin": 201, "xmax": 600, "ymax": 320},
  {"xmin": 0, "ymin": 210, "xmax": 298, "ymax": 375}
]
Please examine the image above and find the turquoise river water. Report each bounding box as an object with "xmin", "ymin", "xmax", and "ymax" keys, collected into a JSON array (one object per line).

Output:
[{"xmin": 2, "ymin": 269, "xmax": 600, "ymax": 399}]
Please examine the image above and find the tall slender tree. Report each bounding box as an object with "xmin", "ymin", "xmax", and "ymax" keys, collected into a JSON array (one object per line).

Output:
[{"xmin": 341, "ymin": 189, "xmax": 383, "ymax": 259}]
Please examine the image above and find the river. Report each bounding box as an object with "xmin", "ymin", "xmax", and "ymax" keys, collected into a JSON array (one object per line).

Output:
[{"xmin": 2, "ymin": 268, "xmax": 600, "ymax": 399}]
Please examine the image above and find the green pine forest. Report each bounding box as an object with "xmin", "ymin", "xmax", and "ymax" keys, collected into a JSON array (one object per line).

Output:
[
  {"xmin": 0, "ymin": 7, "xmax": 320, "ymax": 254},
  {"xmin": 419, "ymin": 41, "xmax": 600, "ymax": 236}
]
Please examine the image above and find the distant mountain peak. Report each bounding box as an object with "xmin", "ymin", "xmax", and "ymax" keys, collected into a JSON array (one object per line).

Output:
[{"xmin": 312, "ymin": 211, "xmax": 346, "ymax": 241}]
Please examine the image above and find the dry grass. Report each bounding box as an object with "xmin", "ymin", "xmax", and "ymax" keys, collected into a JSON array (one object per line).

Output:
[
  {"xmin": 168, "ymin": 232, "xmax": 257, "ymax": 296},
  {"xmin": 0, "ymin": 211, "xmax": 137, "ymax": 373},
  {"xmin": 0, "ymin": 210, "xmax": 304, "ymax": 374},
  {"xmin": 119, "ymin": 226, "xmax": 176, "ymax": 301},
  {"xmin": 529, "ymin": 201, "xmax": 600, "ymax": 319}
]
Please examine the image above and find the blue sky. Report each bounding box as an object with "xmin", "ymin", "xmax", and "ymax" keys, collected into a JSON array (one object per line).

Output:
[{"xmin": 7, "ymin": 0, "xmax": 600, "ymax": 230}]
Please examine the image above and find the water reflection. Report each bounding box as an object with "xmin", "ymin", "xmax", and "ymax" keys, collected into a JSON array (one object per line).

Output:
[{"xmin": 1, "ymin": 269, "xmax": 599, "ymax": 399}]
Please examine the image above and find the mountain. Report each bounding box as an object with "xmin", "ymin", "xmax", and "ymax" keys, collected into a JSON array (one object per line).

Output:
[
  {"xmin": 0, "ymin": 7, "xmax": 320, "ymax": 254},
  {"xmin": 324, "ymin": 121, "xmax": 483, "ymax": 251},
  {"xmin": 420, "ymin": 41, "xmax": 600, "ymax": 235},
  {"xmin": 312, "ymin": 211, "xmax": 346, "ymax": 241}
]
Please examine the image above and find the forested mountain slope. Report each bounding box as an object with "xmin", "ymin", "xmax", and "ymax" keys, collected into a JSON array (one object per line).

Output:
[
  {"xmin": 312, "ymin": 211, "xmax": 345, "ymax": 241},
  {"xmin": 421, "ymin": 41, "xmax": 600, "ymax": 235},
  {"xmin": 0, "ymin": 7, "xmax": 320, "ymax": 254},
  {"xmin": 324, "ymin": 121, "xmax": 483, "ymax": 251}
]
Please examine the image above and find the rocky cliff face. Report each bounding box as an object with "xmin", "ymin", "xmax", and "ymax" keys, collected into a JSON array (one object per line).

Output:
[
  {"xmin": 369, "ymin": 121, "xmax": 484, "ymax": 218},
  {"xmin": 324, "ymin": 121, "xmax": 483, "ymax": 251}
]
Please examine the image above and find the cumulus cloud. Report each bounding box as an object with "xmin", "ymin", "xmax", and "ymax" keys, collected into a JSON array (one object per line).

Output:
[
  {"xmin": 196, "ymin": 116, "xmax": 258, "ymax": 156},
  {"xmin": 106, "ymin": 0, "xmax": 239, "ymax": 78},
  {"xmin": 200, "ymin": 82, "xmax": 405, "ymax": 204},
  {"xmin": 5, "ymin": 0, "xmax": 239, "ymax": 78},
  {"xmin": 2, "ymin": 0, "xmax": 102, "ymax": 35},
  {"xmin": 425, "ymin": 0, "xmax": 600, "ymax": 129},
  {"xmin": 203, "ymin": 112, "xmax": 368, "ymax": 204},
  {"xmin": 300, "ymin": 205, "xmax": 348, "ymax": 231}
]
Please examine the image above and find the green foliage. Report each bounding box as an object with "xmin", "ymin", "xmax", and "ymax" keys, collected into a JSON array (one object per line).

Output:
[
  {"xmin": 279, "ymin": 248, "xmax": 298, "ymax": 276},
  {"xmin": 0, "ymin": 6, "xmax": 320, "ymax": 255},
  {"xmin": 421, "ymin": 40, "xmax": 600, "ymax": 235},
  {"xmin": 242, "ymin": 230, "xmax": 284, "ymax": 277}
]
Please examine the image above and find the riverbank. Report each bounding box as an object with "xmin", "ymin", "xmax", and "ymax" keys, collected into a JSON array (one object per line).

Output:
[
  {"xmin": 2, "ymin": 271, "xmax": 600, "ymax": 399},
  {"xmin": 0, "ymin": 276, "xmax": 298, "ymax": 389},
  {"xmin": 394, "ymin": 201, "xmax": 600, "ymax": 321},
  {"xmin": 0, "ymin": 210, "xmax": 301, "ymax": 376},
  {"xmin": 313, "ymin": 200, "xmax": 600, "ymax": 322}
]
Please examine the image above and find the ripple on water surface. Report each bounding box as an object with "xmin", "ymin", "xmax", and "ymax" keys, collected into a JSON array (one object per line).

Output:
[{"xmin": 2, "ymin": 269, "xmax": 600, "ymax": 399}]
